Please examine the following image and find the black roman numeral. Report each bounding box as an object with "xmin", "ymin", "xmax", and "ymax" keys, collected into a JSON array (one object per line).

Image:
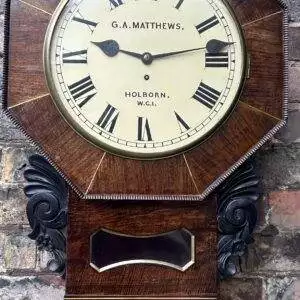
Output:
[
  {"xmin": 68, "ymin": 76, "xmax": 96, "ymax": 108},
  {"xmin": 63, "ymin": 50, "xmax": 87, "ymax": 64},
  {"xmin": 138, "ymin": 117, "xmax": 152, "ymax": 141},
  {"xmin": 193, "ymin": 82, "xmax": 221, "ymax": 109},
  {"xmin": 205, "ymin": 52, "xmax": 229, "ymax": 68},
  {"xmin": 72, "ymin": 17, "xmax": 97, "ymax": 27},
  {"xmin": 175, "ymin": 0, "xmax": 184, "ymax": 9},
  {"xmin": 72, "ymin": 15, "xmax": 97, "ymax": 32},
  {"xmin": 109, "ymin": 0, "xmax": 124, "ymax": 9},
  {"xmin": 175, "ymin": 112, "xmax": 190, "ymax": 133},
  {"xmin": 196, "ymin": 16, "xmax": 219, "ymax": 34},
  {"xmin": 97, "ymin": 104, "xmax": 119, "ymax": 133}
]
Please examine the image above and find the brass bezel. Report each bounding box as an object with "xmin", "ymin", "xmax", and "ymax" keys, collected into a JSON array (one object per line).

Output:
[{"xmin": 44, "ymin": 0, "xmax": 248, "ymax": 160}]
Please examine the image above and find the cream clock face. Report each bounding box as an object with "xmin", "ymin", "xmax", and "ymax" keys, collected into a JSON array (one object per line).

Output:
[{"xmin": 45, "ymin": 0, "xmax": 246, "ymax": 159}]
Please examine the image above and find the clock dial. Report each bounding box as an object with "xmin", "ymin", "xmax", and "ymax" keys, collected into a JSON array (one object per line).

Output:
[{"xmin": 45, "ymin": 0, "xmax": 246, "ymax": 159}]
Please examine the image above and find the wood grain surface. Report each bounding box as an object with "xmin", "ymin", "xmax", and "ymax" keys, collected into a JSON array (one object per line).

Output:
[
  {"xmin": 240, "ymin": 13, "xmax": 285, "ymax": 119},
  {"xmin": 184, "ymin": 102, "xmax": 279, "ymax": 192},
  {"xmin": 88, "ymin": 153, "xmax": 198, "ymax": 195},
  {"xmin": 8, "ymin": 95, "xmax": 104, "ymax": 194},
  {"xmin": 227, "ymin": 0, "xmax": 283, "ymax": 25},
  {"xmin": 7, "ymin": 0, "xmax": 51, "ymax": 107},
  {"xmin": 20, "ymin": 0, "xmax": 60, "ymax": 14},
  {"xmin": 65, "ymin": 190, "xmax": 218, "ymax": 298}
]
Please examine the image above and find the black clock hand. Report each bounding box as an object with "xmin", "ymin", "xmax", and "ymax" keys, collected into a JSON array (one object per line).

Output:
[
  {"xmin": 151, "ymin": 39, "xmax": 233, "ymax": 60},
  {"xmin": 152, "ymin": 47, "xmax": 206, "ymax": 59},
  {"xmin": 91, "ymin": 40, "xmax": 142, "ymax": 59},
  {"xmin": 206, "ymin": 39, "xmax": 234, "ymax": 53},
  {"xmin": 118, "ymin": 49, "xmax": 143, "ymax": 59},
  {"xmin": 91, "ymin": 39, "xmax": 234, "ymax": 65}
]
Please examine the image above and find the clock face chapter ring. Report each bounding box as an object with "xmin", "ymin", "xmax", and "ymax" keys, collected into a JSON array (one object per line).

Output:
[{"xmin": 44, "ymin": 0, "xmax": 247, "ymax": 160}]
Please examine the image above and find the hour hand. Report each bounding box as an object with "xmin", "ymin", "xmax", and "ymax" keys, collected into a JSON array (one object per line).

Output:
[
  {"xmin": 91, "ymin": 39, "xmax": 142, "ymax": 60},
  {"xmin": 91, "ymin": 40, "xmax": 120, "ymax": 57},
  {"xmin": 206, "ymin": 39, "xmax": 234, "ymax": 53}
]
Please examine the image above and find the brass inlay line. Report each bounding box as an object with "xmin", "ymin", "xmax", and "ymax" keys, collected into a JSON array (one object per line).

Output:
[
  {"xmin": 239, "ymin": 101, "xmax": 283, "ymax": 122},
  {"xmin": 85, "ymin": 152, "xmax": 106, "ymax": 194},
  {"xmin": 242, "ymin": 10, "xmax": 282, "ymax": 27},
  {"xmin": 9, "ymin": 93, "xmax": 50, "ymax": 109},
  {"xmin": 183, "ymin": 154, "xmax": 200, "ymax": 194},
  {"xmin": 18, "ymin": 0, "xmax": 52, "ymax": 15}
]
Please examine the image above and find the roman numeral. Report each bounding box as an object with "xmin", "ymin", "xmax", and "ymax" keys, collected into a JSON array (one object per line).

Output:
[
  {"xmin": 205, "ymin": 52, "xmax": 229, "ymax": 68},
  {"xmin": 175, "ymin": 112, "xmax": 190, "ymax": 133},
  {"xmin": 196, "ymin": 16, "xmax": 219, "ymax": 34},
  {"xmin": 193, "ymin": 82, "xmax": 221, "ymax": 109},
  {"xmin": 175, "ymin": 0, "xmax": 184, "ymax": 9},
  {"xmin": 73, "ymin": 17, "xmax": 97, "ymax": 27},
  {"xmin": 72, "ymin": 15, "xmax": 97, "ymax": 32},
  {"xmin": 138, "ymin": 117, "xmax": 152, "ymax": 141},
  {"xmin": 68, "ymin": 76, "xmax": 96, "ymax": 108},
  {"xmin": 97, "ymin": 104, "xmax": 119, "ymax": 133},
  {"xmin": 63, "ymin": 50, "xmax": 87, "ymax": 64},
  {"xmin": 109, "ymin": 0, "xmax": 124, "ymax": 9}
]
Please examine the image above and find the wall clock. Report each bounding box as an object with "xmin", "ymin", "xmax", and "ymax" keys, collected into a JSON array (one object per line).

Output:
[{"xmin": 3, "ymin": 0, "xmax": 287, "ymax": 299}]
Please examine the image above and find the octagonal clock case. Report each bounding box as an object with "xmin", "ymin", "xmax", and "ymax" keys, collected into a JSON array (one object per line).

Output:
[
  {"xmin": 3, "ymin": 0, "xmax": 287, "ymax": 299},
  {"xmin": 4, "ymin": 0, "xmax": 287, "ymax": 200}
]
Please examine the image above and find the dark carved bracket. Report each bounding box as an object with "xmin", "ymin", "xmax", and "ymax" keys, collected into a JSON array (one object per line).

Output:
[
  {"xmin": 24, "ymin": 154, "xmax": 259, "ymax": 279},
  {"xmin": 217, "ymin": 162, "xmax": 260, "ymax": 280},
  {"xmin": 24, "ymin": 154, "xmax": 68, "ymax": 276}
]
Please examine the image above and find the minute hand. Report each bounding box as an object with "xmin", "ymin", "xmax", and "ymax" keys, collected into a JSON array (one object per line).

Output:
[
  {"xmin": 152, "ymin": 47, "xmax": 206, "ymax": 59},
  {"xmin": 119, "ymin": 49, "xmax": 142, "ymax": 59}
]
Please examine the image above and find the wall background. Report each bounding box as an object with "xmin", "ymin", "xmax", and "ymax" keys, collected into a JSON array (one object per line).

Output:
[{"xmin": 0, "ymin": 0, "xmax": 299, "ymax": 299}]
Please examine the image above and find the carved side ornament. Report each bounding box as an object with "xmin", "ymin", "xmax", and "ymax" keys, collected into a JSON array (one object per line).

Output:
[
  {"xmin": 24, "ymin": 154, "xmax": 68, "ymax": 275},
  {"xmin": 217, "ymin": 162, "xmax": 260, "ymax": 279}
]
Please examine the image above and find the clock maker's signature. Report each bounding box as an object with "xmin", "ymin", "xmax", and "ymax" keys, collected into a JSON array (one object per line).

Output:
[{"xmin": 111, "ymin": 21, "xmax": 183, "ymax": 30}]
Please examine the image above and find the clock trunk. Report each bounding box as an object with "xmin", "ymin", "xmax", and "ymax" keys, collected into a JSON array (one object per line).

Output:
[{"xmin": 65, "ymin": 190, "xmax": 218, "ymax": 299}]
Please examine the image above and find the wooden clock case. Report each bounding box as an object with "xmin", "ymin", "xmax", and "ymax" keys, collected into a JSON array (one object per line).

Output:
[
  {"xmin": 3, "ymin": 0, "xmax": 287, "ymax": 201},
  {"xmin": 3, "ymin": 0, "xmax": 288, "ymax": 299}
]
